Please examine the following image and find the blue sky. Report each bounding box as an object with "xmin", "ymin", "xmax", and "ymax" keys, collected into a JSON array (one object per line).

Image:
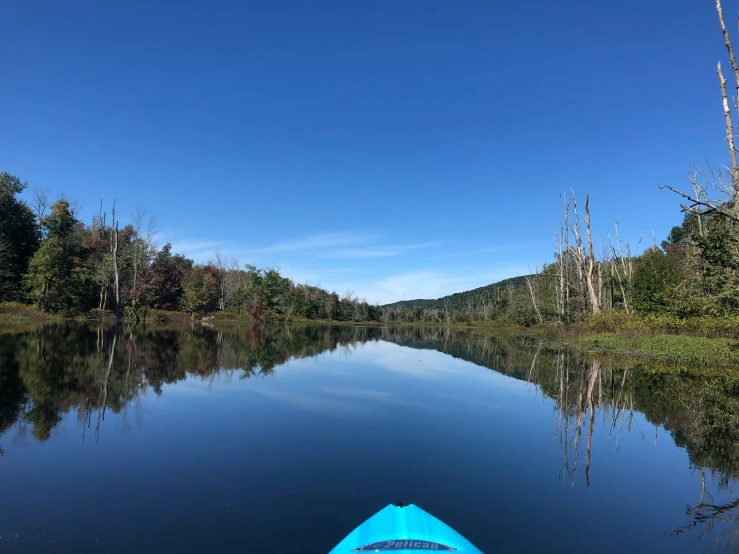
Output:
[{"xmin": 1, "ymin": 0, "xmax": 732, "ymax": 303}]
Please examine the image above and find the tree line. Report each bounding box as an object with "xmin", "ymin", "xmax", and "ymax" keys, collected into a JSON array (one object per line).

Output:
[{"xmin": 0, "ymin": 178, "xmax": 381, "ymax": 322}]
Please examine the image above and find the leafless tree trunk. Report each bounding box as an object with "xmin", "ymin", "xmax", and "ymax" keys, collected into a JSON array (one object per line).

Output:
[
  {"xmin": 31, "ymin": 189, "xmax": 51, "ymax": 232},
  {"xmin": 609, "ymin": 252, "xmax": 615, "ymax": 309},
  {"xmin": 212, "ymin": 249, "xmax": 239, "ymax": 311},
  {"xmin": 214, "ymin": 249, "xmax": 227, "ymax": 311},
  {"xmin": 553, "ymin": 199, "xmax": 569, "ymax": 323},
  {"xmin": 442, "ymin": 299, "xmax": 453, "ymax": 325},
  {"xmin": 584, "ymin": 361, "xmax": 600, "ymax": 487},
  {"xmin": 570, "ymin": 193, "xmax": 600, "ymax": 315},
  {"xmin": 553, "ymin": 228, "xmax": 564, "ymax": 319},
  {"xmin": 564, "ymin": 198, "xmax": 570, "ymax": 321},
  {"xmin": 99, "ymin": 199, "xmax": 120, "ymax": 316},
  {"xmin": 662, "ymin": 1, "xmax": 739, "ymax": 219},
  {"xmin": 95, "ymin": 332, "xmax": 116, "ymax": 442},
  {"xmin": 130, "ymin": 209, "xmax": 156, "ymax": 318},
  {"xmin": 524, "ymin": 268, "xmax": 543, "ymax": 324},
  {"xmin": 717, "ymin": 0, "xmax": 739, "ymax": 195},
  {"xmin": 718, "ymin": 61, "xmax": 739, "ymax": 196},
  {"xmin": 599, "ymin": 243, "xmax": 610, "ymax": 309},
  {"xmin": 584, "ymin": 196, "xmax": 601, "ymax": 314},
  {"xmin": 609, "ymin": 241, "xmax": 630, "ymax": 313},
  {"xmin": 570, "ymin": 195, "xmax": 587, "ymax": 311},
  {"xmin": 688, "ymin": 173, "xmax": 706, "ymax": 238}
]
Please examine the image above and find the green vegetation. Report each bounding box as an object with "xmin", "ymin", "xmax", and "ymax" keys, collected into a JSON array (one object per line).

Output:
[
  {"xmin": 0, "ymin": 302, "xmax": 59, "ymax": 325},
  {"xmin": 0, "ymin": 173, "xmax": 40, "ymax": 302},
  {"xmin": 564, "ymin": 333, "xmax": 739, "ymax": 367},
  {"xmin": 380, "ymin": 204, "xmax": 739, "ymax": 331},
  {"xmin": 0, "ymin": 179, "xmax": 381, "ymax": 323}
]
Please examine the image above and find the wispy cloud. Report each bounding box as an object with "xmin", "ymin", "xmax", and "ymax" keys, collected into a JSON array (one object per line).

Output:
[
  {"xmin": 169, "ymin": 240, "xmax": 222, "ymax": 259},
  {"xmin": 348, "ymin": 267, "xmax": 530, "ymax": 305},
  {"xmin": 252, "ymin": 233, "xmax": 376, "ymax": 253},
  {"xmin": 160, "ymin": 228, "xmax": 445, "ymax": 265},
  {"xmin": 320, "ymin": 242, "xmax": 440, "ymax": 259},
  {"xmin": 419, "ymin": 245, "xmax": 518, "ymax": 260}
]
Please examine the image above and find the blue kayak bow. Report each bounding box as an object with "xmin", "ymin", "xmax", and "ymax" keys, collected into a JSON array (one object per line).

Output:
[{"xmin": 329, "ymin": 503, "xmax": 483, "ymax": 553}]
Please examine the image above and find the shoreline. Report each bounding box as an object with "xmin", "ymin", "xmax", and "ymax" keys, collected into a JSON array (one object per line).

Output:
[{"xmin": 3, "ymin": 302, "xmax": 738, "ymax": 368}]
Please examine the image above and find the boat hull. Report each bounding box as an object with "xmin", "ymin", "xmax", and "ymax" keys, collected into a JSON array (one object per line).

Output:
[{"xmin": 329, "ymin": 503, "xmax": 483, "ymax": 553}]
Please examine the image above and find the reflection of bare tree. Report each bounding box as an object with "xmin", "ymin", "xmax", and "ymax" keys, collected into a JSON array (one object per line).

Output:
[
  {"xmin": 95, "ymin": 332, "xmax": 117, "ymax": 442},
  {"xmin": 552, "ymin": 359, "xmax": 655, "ymax": 490},
  {"xmin": 584, "ymin": 362, "xmax": 599, "ymax": 487},
  {"xmin": 672, "ymin": 467, "xmax": 739, "ymax": 547}
]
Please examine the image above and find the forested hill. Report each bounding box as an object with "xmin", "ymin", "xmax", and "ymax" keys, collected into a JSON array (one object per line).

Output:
[{"xmin": 382, "ymin": 275, "xmax": 531, "ymax": 310}]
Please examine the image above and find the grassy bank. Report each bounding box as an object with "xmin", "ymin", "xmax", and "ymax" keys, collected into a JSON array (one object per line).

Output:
[
  {"xmin": 560, "ymin": 333, "xmax": 739, "ymax": 367},
  {"xmin": 445, "ymin": 312, "xmax": 739, "ymax": 367},
  {"xmin": 0, "ymin": 302, "xmax": 59, "ymax": 325}
]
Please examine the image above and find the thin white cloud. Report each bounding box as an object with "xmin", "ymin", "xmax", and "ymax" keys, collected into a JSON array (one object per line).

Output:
[
  {"xmin": 347, "ymin": 267, "xmax": 530, "ymax": 305},
  {"xmin": 252, "ymin": 233, "xmax": 376, "ymax": 253},
  {"xmin": 242, "ymin": 385, "xmax": 379, "ymax": 415},
  {"xmin": 320, "ymin": 242, "xmax": 439, "ymax": 259},
  {"xmin": 169, "ymin": 240, "xmax": 222, "ymax": 259},
  {"xmin": 420, "ymin": 245, "xmax": 518, "ymax": 260},
  {"xmin": 160, "ymin": 231, "xmax": 444, "ymax": 265}
]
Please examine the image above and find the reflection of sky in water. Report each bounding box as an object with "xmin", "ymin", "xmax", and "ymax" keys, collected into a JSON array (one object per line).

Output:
[{"xmin": 0, "ymin": 335, "xmax": 737, "ymax": 553}]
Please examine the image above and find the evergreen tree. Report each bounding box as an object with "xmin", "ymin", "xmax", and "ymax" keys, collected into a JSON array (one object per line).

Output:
[{"xmin": 0, "ymin": 173, "xmax": 40, "ymax": 301}]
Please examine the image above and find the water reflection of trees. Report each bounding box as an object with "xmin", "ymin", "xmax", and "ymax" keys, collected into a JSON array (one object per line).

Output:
[
  {"xmin": 1, "ymin": 323, "xmax": 738, "ymax": 545},
  {"xmin": 379, "ymin": 326, "xmax": 739, "ymax": 547},
  {"xmin": 0, "ymin": 324, "xmax": 384, "ymax": 443}
]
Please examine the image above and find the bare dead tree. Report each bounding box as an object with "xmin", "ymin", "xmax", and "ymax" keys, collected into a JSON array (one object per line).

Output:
[
  {"xmin": 442, "ymin": 298, "xmax": 453, "ymax": 325},
  {"xmin": 570, "ymin": 194, "xmax": 588, "ymax": 316},
  {"xmin": 561, "ymin": 196, "xmax": 571, "ymax": 321},
  {"xmin": 719, "ymin": 60, "xmax": 739, "ymax": 191},
  {"xmin": 608, "ymin": 238, "xmax": 630, "ymax": 314},
  {"xmin": 553, "ymin": 197, "xmax": 570, "ymax": 323},
  {"xmin": 553, "ymin": 227, "xmax": 565, "ymax": 319},
  {"xmin": 662, "ymin": 1, "xmax": 739, "ymax": 219},
  {"xmin": 599, "ymin": 243, "xmax": 611, "ymax": 309},
  {"xmin": 584, "ymin": 361, "xmax": 600, "ymax": 487},
  {"xmin": 717, "ymin": 0, "xmax": 739, "ymax": 192},
  {"xmin": 212, "ymin": 248, "xmax": 238, "ymax": 311},
  {"xmin": 605, "ymin": 223, "xmax": 644, "ymax": 314},
  {"xmin": 31, "ymin": 188, "xmax": 51, "ymax": 230},
  {"xmin": 584, "ymin": 196, "xmax": 601, "ymax": 314},
  {"xmin": 98, "ymin": 199, "xmax": 121, "ymax": 316},
  {"xmin": 524, "ymin": 266, "xmax": 544, "ymax": 324},
  {"xmin": 130, "ymin": 209, "xmax": 157, "ymax": 319},
  {"xmin": 569, "ymin": 192, "xmax": 601, "ymax": 315},
  {"xmin": 563, "ymin": 197, "xmax": 571, "ymax": 320},
  {"xmin": 95, "ymin": 332, "xmax": 117, "ymax": 442},
  {"xmin": 612, "ymin": 222, "xmax": 643, "ymax": 281},
  {"xmin": 687, "ymin": 170, "xmax": 706, "ymax": 238}
]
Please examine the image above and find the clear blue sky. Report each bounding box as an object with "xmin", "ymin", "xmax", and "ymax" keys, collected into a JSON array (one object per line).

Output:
[{"xmin": 1, "ymin": 0, "xmax": 731, "ymax": 303}]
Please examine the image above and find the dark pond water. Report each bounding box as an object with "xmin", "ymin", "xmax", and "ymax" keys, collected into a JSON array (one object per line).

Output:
[{"xmin": 1, "ymin": 324, "xmax": 738, "ymax": 553}]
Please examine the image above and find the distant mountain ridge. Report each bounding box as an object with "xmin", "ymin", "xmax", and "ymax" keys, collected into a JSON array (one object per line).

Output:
[{"xmin": 382, "ymin": 275, "xmax": 531, "ymax": 310}]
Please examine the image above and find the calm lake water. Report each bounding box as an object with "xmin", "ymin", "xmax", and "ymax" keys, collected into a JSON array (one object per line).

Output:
[{"xmin": 1, "ymin": 324, "xmax": 738, "ymax": 553}]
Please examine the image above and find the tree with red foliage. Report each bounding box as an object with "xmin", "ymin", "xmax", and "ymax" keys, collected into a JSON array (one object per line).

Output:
[{"xmin": 140, "ymin": 244, "xmax": 193, "ymax": 311}]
